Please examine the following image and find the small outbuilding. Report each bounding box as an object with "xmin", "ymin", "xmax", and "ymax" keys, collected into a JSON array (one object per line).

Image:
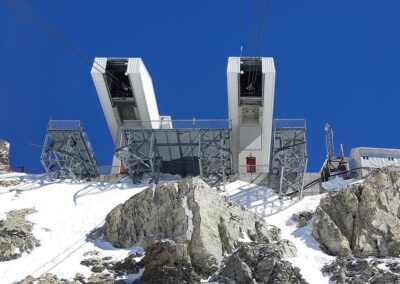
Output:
[{"xmin": 349, "ymin": 147, "xmax": 400, "ymax": 177}]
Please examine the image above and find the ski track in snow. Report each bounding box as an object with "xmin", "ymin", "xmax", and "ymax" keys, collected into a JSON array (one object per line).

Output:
[{"xmin": 0, "ymin": 172, "xmax": 149, "ymax": 284}]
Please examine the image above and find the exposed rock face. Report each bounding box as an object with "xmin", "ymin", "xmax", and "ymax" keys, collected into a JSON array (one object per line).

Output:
[
  {"xmin": 0, "ymin": 208, "xmax": 40, "ymax": 261},
  {"xmin": 212, "ymin": 243, "xmax": 307, "ymax": 284},
  {"xmin": 312, "ymin": 166, "xmax": 400, "ymax": 257},
  {"xmin": 0, "ymin": 139, "xmax": 10, "ymax": 173},
  {"xmin": 136, "ymin": 240, "xmax": 200, "ymax": 284},
  {"xmin": 102, "ymin": 177, "xmax": 281, "ymax": 274},
  {"xmin": 292, "ymin": 210, "xmax": 313, "ymax": 228},
  {"xmin": 322, "ymin": 257, "xmax": 400, "ymax": 284}
]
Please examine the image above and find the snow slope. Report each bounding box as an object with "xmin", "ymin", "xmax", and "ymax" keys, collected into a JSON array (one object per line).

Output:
[
  {"xmin": 223, "ymin": 180, "xmax": 333, "ymax": 284},
  {"xmin": 0, "ymin": 172, "xmax": 150, "ymax": 283},
  {"xmin": 1, "ymin": 172, "xmax": 334, "ymax": 284}
]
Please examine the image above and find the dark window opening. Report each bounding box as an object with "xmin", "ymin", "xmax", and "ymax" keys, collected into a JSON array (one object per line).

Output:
[
  {"xmin": 239, "ymin": 58, "xmax": 263, "ymax": 106},
  {"xmin": 105, "ymin": 59, "xmax": 134, "ymax": 99}
]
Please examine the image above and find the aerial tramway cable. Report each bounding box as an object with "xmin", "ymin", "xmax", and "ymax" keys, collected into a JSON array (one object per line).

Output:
[{"xmin": 2, "ymin": 0, "xmax": 129, "ymax": 92}]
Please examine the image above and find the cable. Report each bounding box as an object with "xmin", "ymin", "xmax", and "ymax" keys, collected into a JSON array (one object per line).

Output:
[
  {"xmin": 2, "ymin": 0, "xmax": 129, "ymax": 91},
  {"xmin": 251, "ymin": 0, "xmax": 272, "ymax": 87}
]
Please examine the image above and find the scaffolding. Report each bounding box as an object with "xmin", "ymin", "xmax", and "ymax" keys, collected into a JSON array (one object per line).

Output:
[
  {"xmin": 115, "ymin": 119, "xmax": 231, "ymax": 186},
  {"xmin": 271, "ymin": 119, "xmax": 308, "ymax": 198},
  {"xmin": 40, "ymin": 120, "xmax": 99, "ymax": 181}
]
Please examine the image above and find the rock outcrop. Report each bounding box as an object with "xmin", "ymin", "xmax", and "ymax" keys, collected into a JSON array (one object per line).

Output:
[
  {"xmin": 0, "ymin": 208, "xmax": 40, "ymax": 261},
  {"xmin": 0, "ymin": 139, "xmax": 10, "ymax": 173},
  {"xmin": 101, "ymin": 177, "xmax": 302, "ymax": 282},
  {"xmin": 211, "ymin": 243, "xmax": 307, "ymax": 284},
  {"xmin": 312, "ymin": 166, "xmax": 400, "ymax": 257},
  {"xmin": 322, "ymin": 257, "xmax": 400, "ymax": 283},
  {"xmin": 102, "ymin": 177, "xmax": 283, "ymax": 274},
  {"xmin": 291, "ymin": 210, "xmax": 313, "ymax": 228}
]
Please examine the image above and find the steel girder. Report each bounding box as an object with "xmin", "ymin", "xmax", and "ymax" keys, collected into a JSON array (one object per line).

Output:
[
  {"xmin": 115, "ymin": 129, "xmax": 162, "ymax": 184},
  {"xmin": 198, "ymin": 129, "xmax": 231, "ymax": 187},
  {"xmin": 40, "ymin": 122, "xmax": 99, "ymax": 181}
]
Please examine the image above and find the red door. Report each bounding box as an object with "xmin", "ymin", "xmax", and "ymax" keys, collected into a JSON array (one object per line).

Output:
[{"xmin": 246, "ymin": 157, "xmax": 256, "ymax": 173}]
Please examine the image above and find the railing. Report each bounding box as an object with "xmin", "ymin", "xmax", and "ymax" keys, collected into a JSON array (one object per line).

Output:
[
  {"xmin": 122, "ymin": 119, "xmax": 231, "ymax": 130},
  {"xmin": 274, "ymin": 119, "xmax": 306, "ymax": 129},
  {"xmin": 48, "ymin": 120, "xmax": 84, "ymax": 131}
]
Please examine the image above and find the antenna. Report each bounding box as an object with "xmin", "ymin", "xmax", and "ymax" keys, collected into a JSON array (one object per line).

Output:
[
  {"xmin": 324, "ymin": 123, "xmax": 335, "ymax": 158},
  {"xmin": 339, "ymin": 143, "xmax": 345, "ymax": 157}
]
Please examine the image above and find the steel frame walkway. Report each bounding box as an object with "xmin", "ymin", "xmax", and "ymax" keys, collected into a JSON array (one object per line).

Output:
[{"xmin": 115, "ymin": 119, "xmax": 231, "ymax": 186}]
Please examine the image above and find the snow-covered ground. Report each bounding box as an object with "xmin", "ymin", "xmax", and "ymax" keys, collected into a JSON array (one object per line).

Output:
[
  {"xmin": 223, "ymin": 180, "xmax": 333, "ymax": 284},
  {"xmin": 0, "ymin": 172, "xmax": 150, "ymax": 283},
  {"xmin": 0, "ymin": 172, "xmax": 340, "ymax": 284}
]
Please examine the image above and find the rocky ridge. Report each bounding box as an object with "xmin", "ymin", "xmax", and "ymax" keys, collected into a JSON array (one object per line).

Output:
[{"xmin": 312, "ymin": 166, "xmax": 400, "ymax": 258}]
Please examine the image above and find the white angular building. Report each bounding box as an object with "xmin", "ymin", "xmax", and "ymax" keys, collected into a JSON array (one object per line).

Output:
[
  {"xmin": 91, "ymin": 58, "xmax": 162, "ymax": 173},
  {"xmin": 227, "ymin": 57, "xmax": 276, "ymax": 174},
  {"xmin": 349, "ymin": 147, "xmax": 400, "ymax": 177}
]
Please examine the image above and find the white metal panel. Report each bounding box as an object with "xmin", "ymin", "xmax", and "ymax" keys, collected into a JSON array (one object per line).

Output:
[
  {"xmin": 127, "ymin": 58, "xmax": 160, "ymax": 129},
  {"xmin": 227, "ymin": 57, "xmax": 241, "ymax": 170},
  {"xmin": 261, "ymin": 57, "xmax": 276, "ymax": 168},
  {"xmin": 91, "ymin": 58, "xmax": 119, "ymax": 143},
  {"xmin": 239, "ymin": 126, "xmax": 262, "ymax": 150}
]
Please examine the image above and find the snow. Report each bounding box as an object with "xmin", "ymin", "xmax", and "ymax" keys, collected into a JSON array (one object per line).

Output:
[
  {"xmin": 322, "ymin": 176, "xmax": 356, "ymax": 191},
  {"xmin": 0, "ymin": 172, "xmax": 152, "ymax": 284},
  {"xmin": 223, "ymin": 180, "xmax": 334, "ymax": 284}
]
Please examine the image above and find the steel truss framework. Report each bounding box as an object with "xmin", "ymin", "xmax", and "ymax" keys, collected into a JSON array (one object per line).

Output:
[
  {"xmin": 115, "ymin": 124, "xmax": 231, "ymax": 186},
  {"xmin": 40, "ymin": 120, "xmax": 99, "ymax": 181},
  {"xmin": 271, "ymin": 119, "xmax": 308, "ymax": 198}
]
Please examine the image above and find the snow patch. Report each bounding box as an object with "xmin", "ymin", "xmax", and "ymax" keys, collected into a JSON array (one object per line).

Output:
[{"xmin": 0, "ymin": 172, "xmax": 151, "ymax": 283}]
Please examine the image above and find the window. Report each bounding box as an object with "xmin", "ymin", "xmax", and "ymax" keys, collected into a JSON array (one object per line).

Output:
[
  {"xmin": 362, "ymin": 156, "xmax": 369, "ymax": 160},
  {"xmin": 388, "ymin": 157, "xmax": 395, "ymax": 161}
]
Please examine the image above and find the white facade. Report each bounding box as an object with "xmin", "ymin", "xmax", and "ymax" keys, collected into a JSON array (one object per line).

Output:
[
  {"xmin": 91, "ymin": 57, "xmax": 162, "ymax": 173},
  {"xmin": 349, "ymin": 147, "xmax": 400, "ymax": 177},
  {"xmin": 91, "ymin": 57, "xmax": 160, "ymax": 143},
  {"xmin": 227, "ymin": 57, "xmax": 276, "ymax": 174}
]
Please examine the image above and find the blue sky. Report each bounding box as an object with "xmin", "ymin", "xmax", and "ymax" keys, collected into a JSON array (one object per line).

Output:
[{"xmin": 1, "ymin": 0, "xmax": 399, "ymax": 172}]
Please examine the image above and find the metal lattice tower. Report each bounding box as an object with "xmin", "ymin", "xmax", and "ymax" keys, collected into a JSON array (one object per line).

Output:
[
  {"xmin": 40, "ymin": 120, "xmax": 99, "ymax": 181},
  {"xmin": 271, "ymin": 119, "xmax": 308, "ymax": 198},
  {"xmin": 115, "ymin": 120, "xmax": 231, "ymax": 187}
]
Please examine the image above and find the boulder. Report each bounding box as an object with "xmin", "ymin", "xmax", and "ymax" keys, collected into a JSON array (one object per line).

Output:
[
  {"xmin": 312, "ymin": 166, "xmax": 400, "ymax": 257},
  {"xmin": 212, "ymin": 243, "xmax": 307, "ymax": 284},
  {"xmin": 102, "ymin": 177, "xmax": 279, "ymax": 274}
]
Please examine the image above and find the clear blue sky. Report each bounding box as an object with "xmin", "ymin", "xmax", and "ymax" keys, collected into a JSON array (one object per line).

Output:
[{"xmin": 1, "ymin": 0, "xmax": 399, "ymax": 172}]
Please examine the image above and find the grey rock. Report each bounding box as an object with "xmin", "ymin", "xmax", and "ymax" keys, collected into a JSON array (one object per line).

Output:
[
  {"xmin": 312, "ymin": 166, "xmax": 400, "ymax": 257},
  {"xmin": 136, "ymin": 240, "xmax": 201, "ymax": 284},
  {"xmin": 90, "ymin": 265, "xmax": 105, "ymax": 273},
  {"xmin": 292, "ymin": 210, "xmax": 313, "ymax": 228},
  {"xmin": 80, "ymin": 257, "xmax": 101, "ymax": 267},
  {"xmin": 212, "ymin": 243, "xmax": 307, "ymax": 284},
  {"xmin": 219, "ymin": 255, "xmax": 255, "ymax": 284},
  {"xmin": 0, "ymin": 208, "xmax": 40, "ymax": 262},
  {"xmin": 102, "ymin": 177, "xmax": 278, "ymax": 274},
  {"xmin": 322, "ymin": 257, "xmax": 400, "ymax": 284}
]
